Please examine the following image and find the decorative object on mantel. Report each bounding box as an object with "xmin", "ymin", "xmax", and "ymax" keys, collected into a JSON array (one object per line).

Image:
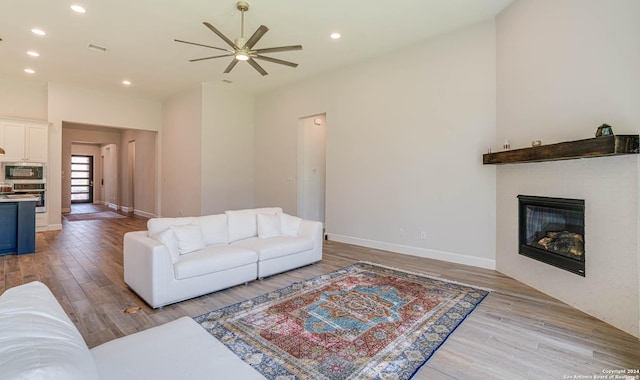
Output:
[
  {"xmin": 531, "ymin": 140, "xmax": 542, "ymax": 147},
  {"xmin": 503, "ymin": 139, "xmax": 510, "ymax": 150},
  {"xmin": 483, "ymin": 134, "xmax": 639, "ymax": 165},
  {"xmin": 0, "ymin": 146, "xmax": 5, "ymax": 155},
  {"xmin": 595, "ymin": 123, "xmax": 613, "ymax": 137}
]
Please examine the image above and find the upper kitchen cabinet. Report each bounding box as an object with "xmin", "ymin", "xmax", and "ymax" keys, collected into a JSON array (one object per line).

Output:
[{"xmin": 0, "ymin": 118, "xmax": 49, "ymax": 163}]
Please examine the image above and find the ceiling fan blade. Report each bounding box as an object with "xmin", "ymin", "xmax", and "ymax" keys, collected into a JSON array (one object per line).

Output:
[
  {"xmin": 253, "ymin": 45, "xmax": 302, "ymax": 54},
  {"xmin": 254, "ymin": 55, "xmax": 298, "ymax": 68},
  {"xmin": 248, "ymin": 58, "xmax": 268, "ymax": 76},
  {"xmin": 190, "ymin": 53, "xmax": 234, "ymax": 62},
  {"xmin": 174, "ymin": 39, "xmax": 230, "ymax": 52},
  {"xmin": 244, "ymin": 25, "xmax": 269, "ymax": 49},
  {"xmin": 223, "ymin": 59, "xmax": 239, "ymax": 74},
  {"xmin": 203, "ymin": 22, "xmax": 238, "ymax": 49}
]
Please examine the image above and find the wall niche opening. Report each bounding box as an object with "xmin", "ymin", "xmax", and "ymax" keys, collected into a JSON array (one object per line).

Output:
[{"xmin": 518, "ymin": 195, "xmax": 585, "ymax": 276}]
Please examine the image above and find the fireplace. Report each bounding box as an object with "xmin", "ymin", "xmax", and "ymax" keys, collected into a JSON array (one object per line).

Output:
[{"xmin": 518, "ymin": 195, "xmax": 585, "ymax": 276}]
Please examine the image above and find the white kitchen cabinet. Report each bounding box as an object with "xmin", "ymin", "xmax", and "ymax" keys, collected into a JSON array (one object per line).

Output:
[{"xmin": 0, "ymin": 118, "xmax": 49, "ymax": 162}]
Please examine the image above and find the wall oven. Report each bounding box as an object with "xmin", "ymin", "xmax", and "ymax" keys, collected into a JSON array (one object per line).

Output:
[
  {"xmin": 2, "ymin": 163, "xmax": 47, "ymax": 213},
  {"xmin": 3, "ymin": 162, "xmax": 46, "ymax": 182},
  {"xmin": 11, "ymin": 183, "xmax": 46, "ymax": 213}
]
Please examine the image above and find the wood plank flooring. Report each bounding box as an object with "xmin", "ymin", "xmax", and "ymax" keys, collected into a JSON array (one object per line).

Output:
[{"xmin": 2, "ymin": 209, "xmax": 639, "ymax": 379}]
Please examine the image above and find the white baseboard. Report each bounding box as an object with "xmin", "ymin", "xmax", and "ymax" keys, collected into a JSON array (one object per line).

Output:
[
  {"xmin": 327, "ymin": 233, "xmax": 496, "ymax": 270},
  {"xmin": 121, "ymin": 206, "xmax": 133, "ymax": 213},
  {"xmin": 36, "ymin": 223, "xmax": 62, "ymax": 232},
  {"xmin": 108, "ymin": 202, "xmax": 118, "ymax": 210},
  {"xmin": 134, "ymin": 209, "xmax": 156, "ymax": 218}
]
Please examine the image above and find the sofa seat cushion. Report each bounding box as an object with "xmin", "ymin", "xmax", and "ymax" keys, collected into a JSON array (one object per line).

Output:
[
  {"xmin": 232, "ymin": 237, "xmax": 314, "ymax": 261},
  {"xmin": 91, "ymin": 316, "xmax": 265, "ymax": 380},
  {"xmin": 173, "ymin": 245, "xmax": 258, "ymax": 280},
  {"xmin": 0, "ymin": 281, "xmax": 100, "ymax": 380}
]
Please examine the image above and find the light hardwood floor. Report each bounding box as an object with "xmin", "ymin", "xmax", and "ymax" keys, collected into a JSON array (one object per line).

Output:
[{"xmin": 1, "ymin": 210, "xmax": 639, "ymax": 379}]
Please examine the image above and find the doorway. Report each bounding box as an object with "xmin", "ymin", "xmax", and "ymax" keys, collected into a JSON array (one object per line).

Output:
[
  {"xmin": 70, "ymin": 155, "xmax": 94, "ymax": 204},
  {"xmin": 297, "ymin": 114, "xmax": 326, "ymax": 223}
]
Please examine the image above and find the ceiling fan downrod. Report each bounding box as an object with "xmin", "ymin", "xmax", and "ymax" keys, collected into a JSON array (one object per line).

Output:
[{"xmin": 236, "ymin": 1, "xmax": 249, "ymax": 48}]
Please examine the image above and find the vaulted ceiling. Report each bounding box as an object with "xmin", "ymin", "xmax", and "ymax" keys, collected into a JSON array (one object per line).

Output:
[{"xmin": 0, "ymin": 0, "xmax": 512, "ymax": 100}]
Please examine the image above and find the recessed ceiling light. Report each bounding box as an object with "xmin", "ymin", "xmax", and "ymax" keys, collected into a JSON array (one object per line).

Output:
[
  {"xmin": 330, "ymin": 33, "xmax": 341, "ymax": 39},
  {"xmin": 122, "ymin": 80, "xmax": 131, "ymax": 86},
  {"xmin": 24, "ymin": 68, "xmax": 35, "ymax": 74},
  {"xmin": 27, "ymin": 51, "xmax": 40, "ymax": 57},
  {"xmin": 70, "ymin": 4, "xmax": 86, "ymax": 13},
  {"xmin": 31, "ymin": 28, "xmax": 46, "ymax": 36}
]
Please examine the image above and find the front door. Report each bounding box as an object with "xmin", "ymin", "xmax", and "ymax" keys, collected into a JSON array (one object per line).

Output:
[{"xmin": 71, "ymin": 155, "xmax": 94, "ymax": 204}]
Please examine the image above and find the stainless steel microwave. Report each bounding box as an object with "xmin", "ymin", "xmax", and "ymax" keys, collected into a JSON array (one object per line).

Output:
[{"xmin": 2, "ymin": 162, "xmax": 46, "ymax": 182}]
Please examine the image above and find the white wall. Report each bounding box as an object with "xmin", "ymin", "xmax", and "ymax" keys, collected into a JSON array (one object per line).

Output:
[
  {"xmin": 254, "ymin": 21, "xmax": 497, "ymax": 268},
  {"xmin": 161, "ymin": 86, "xmax": 202, "ymax": 217},
  {"xmin": 0, "ymin": 79, "xmax": 48, "ymax": 121},
  {"xmin": 496, "ymin": 0, "xmax": 640, "ymax": 337},
  {"xmin": 200, "ymin": 84, "xmax": 255, "ymax": 215}
]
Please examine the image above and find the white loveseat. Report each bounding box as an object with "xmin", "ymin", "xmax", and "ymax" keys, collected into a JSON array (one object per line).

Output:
[
  {"xmin": 124, "ymin": 207, "xmax": 323, "ymax": 308},
  {"xmin": 0, "ymin": 281, "xmax": 266, "ymax": 380}
]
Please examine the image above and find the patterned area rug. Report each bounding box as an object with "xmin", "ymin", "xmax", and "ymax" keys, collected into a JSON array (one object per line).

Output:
[
  {"xmin": 63, "ymin": 211, "xmax": 127, "ymax": 221},
  {"xmin": 195, "ymin": 262, "xmax": 490, "ymax": 380}
]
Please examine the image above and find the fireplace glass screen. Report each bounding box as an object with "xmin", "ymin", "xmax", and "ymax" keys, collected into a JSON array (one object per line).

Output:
[{"xmin": 518, "ymin": 195, "xmax": 585, "ymax": 276}]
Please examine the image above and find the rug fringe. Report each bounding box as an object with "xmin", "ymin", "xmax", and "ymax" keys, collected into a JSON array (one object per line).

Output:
[{"xmin": 356, "ymin": 260, "xmax": 494, "ymax": 292}]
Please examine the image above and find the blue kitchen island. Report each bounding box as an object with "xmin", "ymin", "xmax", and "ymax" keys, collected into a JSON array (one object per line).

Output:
[{"xmin": 0, "ymin": 195, "xmax": 36, "ymax": 255}]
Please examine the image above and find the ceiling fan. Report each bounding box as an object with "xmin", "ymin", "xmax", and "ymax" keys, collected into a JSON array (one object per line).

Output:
[{"xmin": 175, "ymin": 1, "xmax": 302, "ymax": 76}]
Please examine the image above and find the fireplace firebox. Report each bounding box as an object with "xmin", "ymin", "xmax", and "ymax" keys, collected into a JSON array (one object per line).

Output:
[{"xmin": 518, "ymin": 195, "xmax": 585, "ymax": 276}]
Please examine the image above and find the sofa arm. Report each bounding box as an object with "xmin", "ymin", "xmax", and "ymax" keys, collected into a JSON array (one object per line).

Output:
[
  {"xmin": 297, "ymin": 220, "xmax": 323, "ymax": 261},
  {"xmin": 123, "ymin": 231, "xmax": 175, "ymax": 308},
  {"xmin": 0, "ymin": 282, "xmax": 100, "ymax": 380}
]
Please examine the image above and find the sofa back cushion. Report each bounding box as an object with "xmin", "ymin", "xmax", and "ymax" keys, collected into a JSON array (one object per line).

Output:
[
  {"xmin": 170, "ymin": 223, "xmax": 206, "ymax": 255},
  {"xmin": 0, "ymin": 281, "xmax": 100, "ymax": 380},
  {"xmin": 148, "ymin": 217, "xmax": 197, "ymax": 236},
  {"xmin": 199, "ymin": 214, "xmax": 229, "ymax": 245},
  {"xmin": 257, "ymin": 213, "xmax": 282, "ymax": 238},
  {"xmin": 280, "ymin": 213, "xmax": 303, "ymax": 236},
  {"xmin": 226, "ymin": 207, "xmax": 283, "ymax": 242},
  {"xmin": 149, "ymin": 228, "xmax": 181, "ymax": 263}
]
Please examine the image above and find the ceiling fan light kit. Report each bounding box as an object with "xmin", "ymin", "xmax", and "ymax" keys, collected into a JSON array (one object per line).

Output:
[{"xmin": 175, "ymin": 1, "xmax": 302, "ymax": 76}]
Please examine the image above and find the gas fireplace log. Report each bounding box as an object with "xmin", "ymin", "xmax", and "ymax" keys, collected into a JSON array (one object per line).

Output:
[{"xmin": 535, "ymin": 231, "xmax": 584, "ymax": 257}]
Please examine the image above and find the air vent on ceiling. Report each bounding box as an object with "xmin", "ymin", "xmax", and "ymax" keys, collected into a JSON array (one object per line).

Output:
[{"xmin": 88, "ymin": 43, "xmax": 107, "ymax": 52}]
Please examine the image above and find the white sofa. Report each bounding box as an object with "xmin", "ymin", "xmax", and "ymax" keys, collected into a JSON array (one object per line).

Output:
[
  {"xmin": 0, "ymin": 281, "xmax": 266, "ymax": 380},
  {"xmin": 124, "ymin": 207, "xmax": 323, "ymax": 308}
]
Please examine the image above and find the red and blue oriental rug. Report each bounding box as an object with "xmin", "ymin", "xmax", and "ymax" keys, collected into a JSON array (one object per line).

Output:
[{"xmin": 195, "ymin": 262, "xmax": 490, "ymax": 379}]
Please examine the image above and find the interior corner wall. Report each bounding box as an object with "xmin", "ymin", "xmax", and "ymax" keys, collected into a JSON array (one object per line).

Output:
[
  {"xmin": 200, "ymin": 84, "xmax": 255, "ymax": 215},
  {"xmin": 254, "ymin": 20, "xmax": 497, "ymax": 269},
  {"xmin": 495, "ymin": 0, "xmax": 640, "ymax": 337},
  {"xmin": 160, "ymin": 85, "xmax": 203, "ymax": 217}
]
